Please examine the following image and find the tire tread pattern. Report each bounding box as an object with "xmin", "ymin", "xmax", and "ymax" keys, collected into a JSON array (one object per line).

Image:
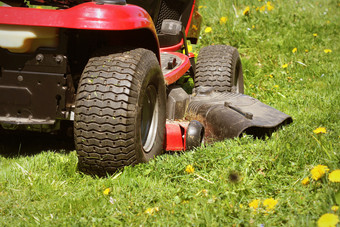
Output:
[
  {"xmin": 195, "ymin": 45, "xmax": 238, "ymax": 92},
  {"xmin": 74, "ymin": 48, "xmax": 157, "ymax": 176}
]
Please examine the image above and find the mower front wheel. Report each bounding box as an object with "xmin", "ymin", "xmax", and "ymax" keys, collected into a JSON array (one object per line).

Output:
[
  {"xmin": 74, "ymin": 48, "xmax": 166, "ymax": 176},
  {"xmin": 195, "ymin": 45, "xmax": 244, "ymax": 93}
]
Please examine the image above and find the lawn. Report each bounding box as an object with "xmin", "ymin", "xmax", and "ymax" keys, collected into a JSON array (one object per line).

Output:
[{"xmin": 0, "ymin": 0, "xmax": 339, "ymax": 226}]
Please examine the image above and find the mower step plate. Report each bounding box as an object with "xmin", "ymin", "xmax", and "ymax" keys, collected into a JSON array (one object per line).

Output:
[
  {"xmin": 160, "ymin": 52, "xmax": 191, "ymax": 85},
  {"xmin": 187, "ymin": 88, "xmax": 292, "ymax": 140}
]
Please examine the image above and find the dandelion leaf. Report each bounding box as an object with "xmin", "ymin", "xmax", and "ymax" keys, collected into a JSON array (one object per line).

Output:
[
  {"xmin": 335, "ymin": 191, "xmax": 340, "ymax": 205},
  {"xmin": 106, "ymin": 217, "xmax": 122, "ymax": 225}
]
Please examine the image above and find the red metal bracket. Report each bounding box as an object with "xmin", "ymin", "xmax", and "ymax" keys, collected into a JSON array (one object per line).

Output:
[{"xmin": 164, "ymin": 121, "xmax": 189, "ymax": 152}]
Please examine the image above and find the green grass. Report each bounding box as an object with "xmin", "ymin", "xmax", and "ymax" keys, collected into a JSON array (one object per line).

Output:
[{"xmin": 0, "ymin": 0, "xmax": 339, "ymax": 225}]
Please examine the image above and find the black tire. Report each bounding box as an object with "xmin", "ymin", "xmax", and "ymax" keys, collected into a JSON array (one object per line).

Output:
[
  {"xmin": 74, "ymin": 48, "xmax": 166, "ymax": 176},
  {"xmin": 195, "ymin": 45, "xmax": 244, "ymax": 93}
]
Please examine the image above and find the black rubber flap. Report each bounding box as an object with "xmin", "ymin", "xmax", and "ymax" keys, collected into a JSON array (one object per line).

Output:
[{"xmin": 187, "ymin": 88, "xmax": 292, "ymax": 140}]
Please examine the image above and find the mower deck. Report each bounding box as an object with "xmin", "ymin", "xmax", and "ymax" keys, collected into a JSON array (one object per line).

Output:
[{"xmin": 188, "ymin": 88, "xmax": 293, "ymax": 140}]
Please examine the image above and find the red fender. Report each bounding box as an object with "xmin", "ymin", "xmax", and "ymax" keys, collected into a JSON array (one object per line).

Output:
[
  {"xmin": 0, "ymin": 2, "xmax": 160, "ymax": 59},
  {"xmin": 0, "ymin": 2, "xmax": 156, "ymax": 31}
]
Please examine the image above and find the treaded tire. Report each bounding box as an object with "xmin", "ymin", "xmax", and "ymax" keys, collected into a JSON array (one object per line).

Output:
[
  {"xmin": 74, "ymin": 48, "xmax": 166, "ymax": 176},
  {"xmin": 195, "ymin": 45, "xmax": 244, "ymax": 93}
]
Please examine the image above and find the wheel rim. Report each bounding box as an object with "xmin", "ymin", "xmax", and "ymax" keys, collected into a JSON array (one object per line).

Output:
[
  {"xmin": 233, "ymin": 60, "xmax": 242, "ymax": 93},
  {"xmin": 141, "ymin": 85, "xmax": 159, "ymax": 152}
]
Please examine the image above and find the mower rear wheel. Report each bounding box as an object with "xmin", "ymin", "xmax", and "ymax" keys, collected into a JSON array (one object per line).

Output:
[
  {"xmin": 74, "ymin": 48, "xmax": 166, "ymax": 176},
  {"xmin": 195, "ymin": 45, "xmax": 244, "ymax": 93}
]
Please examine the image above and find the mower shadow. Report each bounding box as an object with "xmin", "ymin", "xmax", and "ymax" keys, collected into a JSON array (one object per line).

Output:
[{"xmin": 0, "ymin": 128, "xmax": 74, "ymax": 158}]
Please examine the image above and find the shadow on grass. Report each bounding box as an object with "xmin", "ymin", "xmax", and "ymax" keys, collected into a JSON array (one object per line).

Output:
[{"xmin": 0, "ymin": 128, "xmax": 74, "ymax": 158}]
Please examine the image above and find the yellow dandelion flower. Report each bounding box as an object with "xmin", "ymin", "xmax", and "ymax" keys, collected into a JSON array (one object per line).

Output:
[
  {"xmin": 326, "ymin": 20, "xmax": 330, "ymax": 24},
  {"xmin": 143, "ymin": 209, "xmax": 151, "ymax": 215},
  {"xmin": 281, "ymin": 64, "xmax": 288, "ymax": 69},
  {"xmin": 103, "ymin": 188, "xmax": 111, "ymax": 195},
  {"xmin": 145, "ymin": 207, "xmax": 159, "ymax": 215},
  {"xmin": 302, "ymin": 177, "xmax": 310, "ymax": 185},
  {"xmin": 249, "ymin": 199, "xmax": 260, "ymax": 209},
  {"xmin": 317, "ymin": 213, "xmax": 339, "ymax": 227},
  {"xmin": 292, "ymin": 48, "xmax": 297, "ymax": 53},
  {"xmin": 305, "ymin": 49, "xmax": 309, "ymax": 53},
  {"xmin": 252, "ymin": 25, "xmax": 255, "ymax": 29},
  {"xmin": 311, "ymin": 165, "xmax": 329, "ymax": 181},
  {"xmin": 274, "ymin": 85, "xmax": 279, "ymax": 88},
  {"xmin": 260, "ymin": 5, "xmax": 266, "ymax": 12},
  {"xmin": 332, "ymin": 206, "xmax": 339, "ymax": 212},
  {"xmin": 324, "ymin": 49, "xmax": 332, "ymax": 53},
  {"xmin": 185, "ymin": 164, "xmax": 195, "ymax": 174},
  {"xmin": 263, "ymin": 198, "xmax": 278, "ymax": 211},
  {"xmin": 243, "ymin": 6, "xmax": 250, "ymax": 16},
  {"xmin": 239, "ymin": 204, "xmax": 244, "ymax": 208},
  {"xmin": 220, "ymin": 17, "xmax": 227, "ymax": 24},
  {"xmin": 256, "ymin": 6, "xmax": 260, "ymax": 11},
  {"xmin": 313, "ymin": 127, "xmax": 327, "ymax": 134},
  {"xmin": 267, "ymin": 1, "xmax": 274, "ymax": 11},
  {"xmin": 329, "ymin": 169, "xmax": 340, "ymax": 183},
  {"xmin": 313, "ymin": 33, "xmax": 318, "ymax": 37},
  {"xmin": 198, "ymin": 5, "xmax": 204, "ymax": 9},
  {"xmin": 204, "ymin": 27, "xmax": 212, "ymax": 33}
]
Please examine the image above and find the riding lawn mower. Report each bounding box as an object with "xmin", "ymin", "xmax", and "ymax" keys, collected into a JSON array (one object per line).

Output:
[{"xmin": 0, "ymin": 0, "xmax": 292, "ymax": 176}]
